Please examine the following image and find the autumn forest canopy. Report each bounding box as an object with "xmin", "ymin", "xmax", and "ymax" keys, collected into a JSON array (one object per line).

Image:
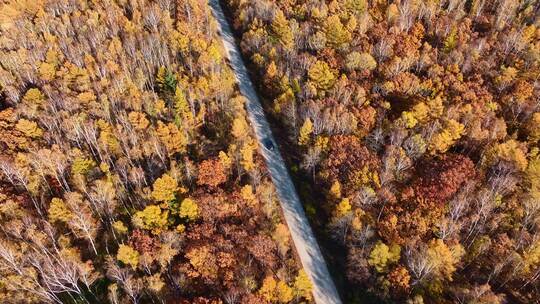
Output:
[{"xmin": 0, "ymin": 0, "xmax": 539, "ymax": 303}]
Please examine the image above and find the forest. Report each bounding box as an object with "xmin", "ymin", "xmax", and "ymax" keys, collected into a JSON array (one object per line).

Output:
[
  {"xmin": 1, "ymin": 0, "xmax": 540, "ymax": 303},
  {"xmin": 0, "ymin": 0, "xmax": 313, "ymax": 303},
  {"xmin": 224, "ymin": 0, "xmax": 540, "ymax": 303}
]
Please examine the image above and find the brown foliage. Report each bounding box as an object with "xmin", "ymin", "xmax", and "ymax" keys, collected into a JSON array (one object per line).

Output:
[
  {"xmin": 129, "ymin": 230, "xmax": 159, "ymax": 254},
  {"xmin": 413, "ymin": 154, "xmax": 475, "ymax": 204},
  {"xmin": 321, "ymin": 135, "xmax": 380, "ymax": 188},
  {"xmin": 197, "ymin": 158, "xmax": 227, "ymax": 187},
  {"xmin": 387, "ymin": 265, "xmax": 411, "ymax": 295}
]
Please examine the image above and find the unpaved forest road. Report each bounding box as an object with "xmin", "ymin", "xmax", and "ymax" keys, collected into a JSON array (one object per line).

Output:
[{"xmin": 209, "ymin": 1, "xmax": 342, "ymax": 303}]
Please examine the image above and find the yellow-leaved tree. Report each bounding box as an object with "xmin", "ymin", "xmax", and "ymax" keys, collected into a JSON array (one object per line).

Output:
[
  {"xmin": 368, "ymin": 242, "xmax": 401, "ymax": 273},
  {"xmin": 117, "ymin": 244, "xmax": 139, "ymax": 269},
  {"xmin": 259, "ymin": 276, "xmax": 294, "ymax": 303},
  {"xmin": 232, "ymin": 116, "xmax": 249, "ymax": 141},
  {"xmin": 15, "ymin": 119, "xmax": 43, "ymax": 138},
  {"xmin": 429, "ymin": 119, "xmax": 464, "ymax": 154},
  {"xmin": 156, "ymin": 121, "xmax": 187, "ymax": 155},
  {"xmin": 482, "ymin": 139, "xmax": 528, "ymax": 171},
  {"xmin": 241, "ymin": 184, "xmax": 256, "ymax": 201},
  {"xmin": 271, "ymin": 10, "xmax": 294, "ymax": 49},
  {"xmin": 219, "ymin": 150, "xmax": 232, "ymax": 170},
  {"xmin": 152, "ymin": 174, "xmax": 178, "ymax": 202},
  {"xmin": 48, "ymin": 197, "xmax": 72, "ymax": 223},
  {"xmin": 308, "ymin": 60, "xmax": 336, "ymax": 91},
  {"xmin": 179, "ymin": 198, "xmax": 199, "ymax": 221},
  {"xmin": 128, "ymin": 111, "xmax": 150, "ymax": 130},
  {"xmin": 97, "ymin": 119, "xmax": 121, "ymax": 155},
  {"xmin": 329, "ymin": 180, "xmax": 342, "ymax": 199},
  {"xmin": 71, "ymin": 156, "xmax": 96, "ymax": 176},
  {"xmin": 334, "ymin": 197, "xmax": 352, "ymax": 218},
  {"xmin": 298, "ymin": 118, "xmax": 313, "ymax": 146},
  {"xmin": 522, "ymin": 240, "xmax": 540, "ymax": 274},
  {"xmin": 240, "ymin": 138, "xmax": 256, "ymax": 172},
  {"xmin": 528, "ymin": 112, "xmax": 540, "ymax": 142},
  {"xmin": 174, "ymin": 86, "xmax": 193, "ymax": 128},
  {"xmin": 21, "ymin": 88, "xmax": 45, "ymax": 115},
  {"xmin": 345, "ymin": 52, "xmax": 377, "ymax": 71},
  {"xmin": 324, "ymin": 15, "xmax": 351, "ymax": 48},
  {"xmin": 293, "ymin": 270, "xmax": 313, "ymax": 301},
  {"xmin": 427, "ymin": 239, "xmax": 464, "ymax": 281},
  {"xmin": 133, "ymin": 205, "xmax": 169, "ymax": 234}
]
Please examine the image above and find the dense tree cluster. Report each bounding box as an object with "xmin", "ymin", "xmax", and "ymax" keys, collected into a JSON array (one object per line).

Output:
[
  {"xmin": 225, "ymin": 0, "xmax": 540, "ymax": 302},
  {"xmin": 0, "ymin": 0, "xmax": 312, "ymax": 303}
]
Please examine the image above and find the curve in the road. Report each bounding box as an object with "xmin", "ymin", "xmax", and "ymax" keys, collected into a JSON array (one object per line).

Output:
[{"xmin": 209, "ymin": 1, "xmax": 342, "ymax": 303}]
